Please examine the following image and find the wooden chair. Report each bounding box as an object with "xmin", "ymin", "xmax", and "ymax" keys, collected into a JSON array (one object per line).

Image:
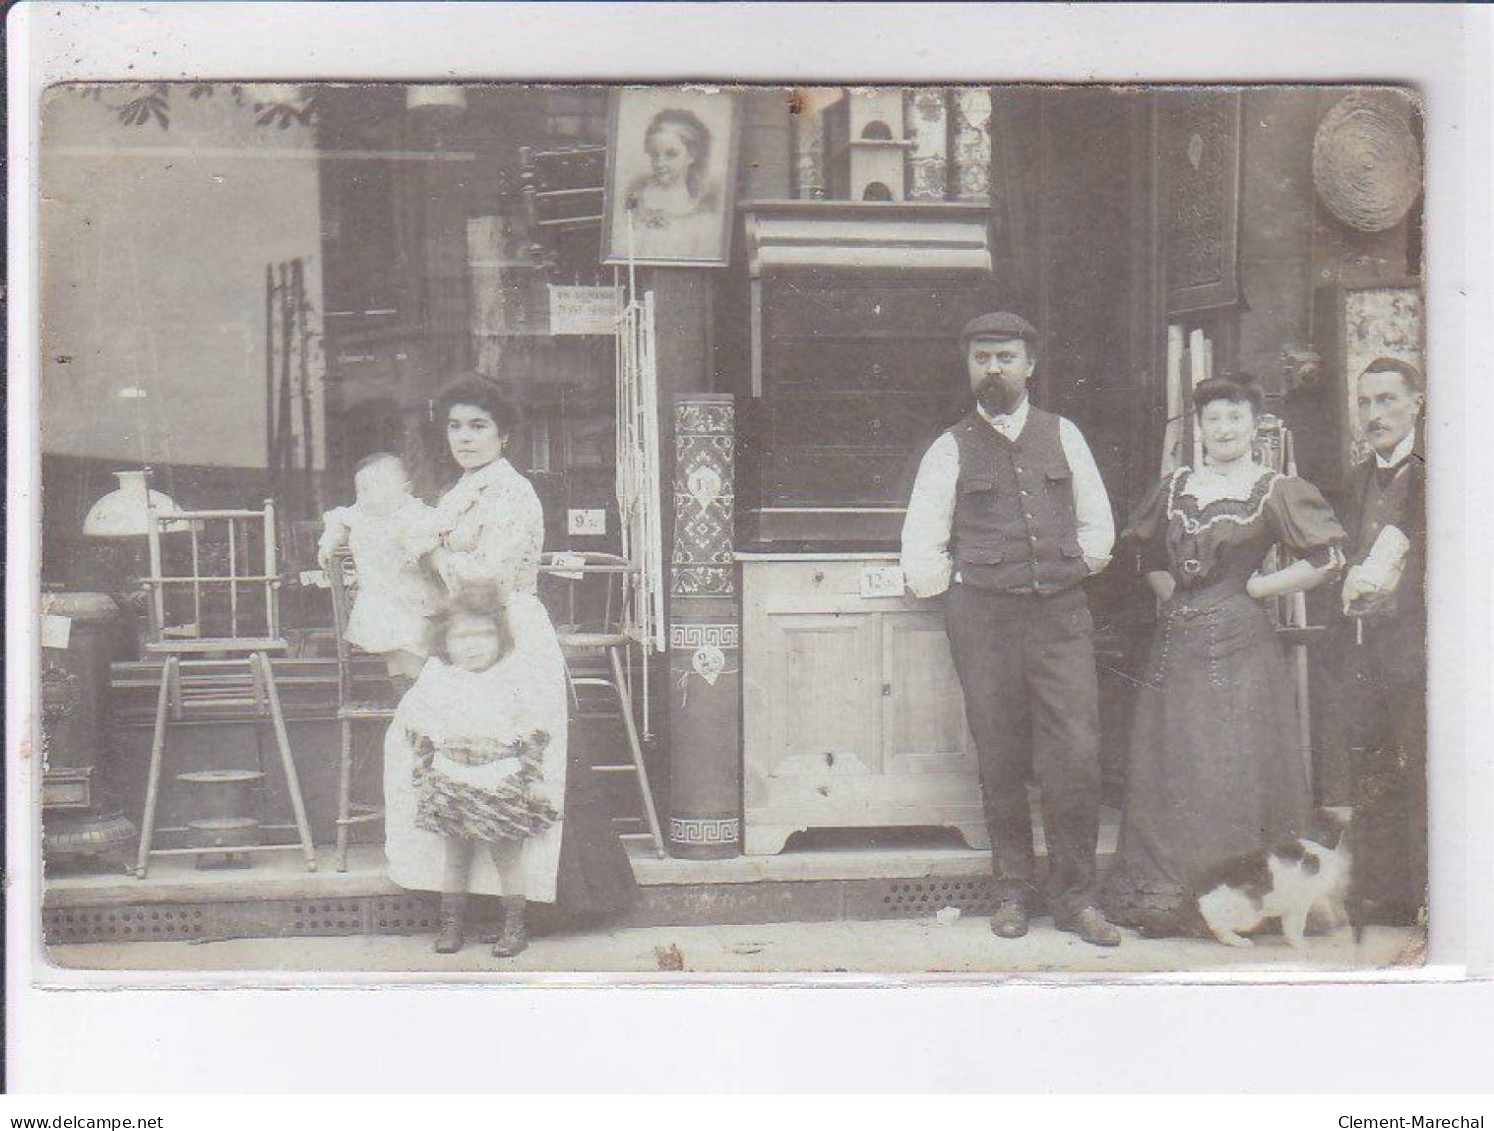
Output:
[
  {"xmin": 327, "ymin": 547, "xmax": 398, "ymax": 872},
  {"xmin": 135, "ymin": 499, "xmax": 317, "ymax": 877},
  {"xmin": 540, "ymin": 551, "xmax": 666, "ymax": 858}
]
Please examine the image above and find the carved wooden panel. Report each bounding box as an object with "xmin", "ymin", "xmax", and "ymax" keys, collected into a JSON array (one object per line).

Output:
[{"xmin": 1164, "ymin": 90, "xmax": 1242, "ymax": 316}]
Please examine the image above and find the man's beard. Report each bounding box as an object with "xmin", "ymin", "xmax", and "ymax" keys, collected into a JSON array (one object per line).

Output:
[{"xmin": 976, "ymin": 375, "xmax": 1026, "ymax": 416}]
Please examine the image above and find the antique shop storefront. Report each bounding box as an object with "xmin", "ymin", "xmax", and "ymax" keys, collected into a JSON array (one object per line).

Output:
[{"xmin": 38, "ymin": 83, "xmax": 1423, "ymax": 940}]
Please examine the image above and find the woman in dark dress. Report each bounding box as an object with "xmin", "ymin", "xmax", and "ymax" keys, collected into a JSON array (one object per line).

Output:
[{"xmin": 1104, "ymin": 377, "xmax": 1347, "ymax": 936}]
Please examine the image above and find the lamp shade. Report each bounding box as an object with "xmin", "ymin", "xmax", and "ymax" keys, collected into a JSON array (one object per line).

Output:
[{"xmin": 82, "ymin": 470, "xmax": 184, "ymax": 538}]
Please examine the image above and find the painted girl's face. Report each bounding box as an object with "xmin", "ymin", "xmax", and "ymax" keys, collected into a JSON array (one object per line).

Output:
[
  {"xmin": 446, "ymin": 404, "xmax": 505, "ymax": 471},
  {"xmin": 1198, "ymin": 399, "xmax": 1256, "ymax": 465},
  {"xmin": 445, "ymin": 612, "xmax": 504, "ymax": 673},
  {"xmin": 646, "ymin": 125, "xmax": 694, "ymax": 188}
]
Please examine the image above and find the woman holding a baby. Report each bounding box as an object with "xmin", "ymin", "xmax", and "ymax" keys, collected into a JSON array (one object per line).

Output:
[{"xmin": 327, "ymin": 375, "xmax": 635, "ymax": 957}]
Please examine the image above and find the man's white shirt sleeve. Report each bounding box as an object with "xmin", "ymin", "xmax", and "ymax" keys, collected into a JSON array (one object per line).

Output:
[
  {"xmin": 900, "ymin": 432, "xmax": 960, "ymax": 598},
  {"xmin": 1058, "ymin": 417, "xmax": 1116, "ymax": 568}
]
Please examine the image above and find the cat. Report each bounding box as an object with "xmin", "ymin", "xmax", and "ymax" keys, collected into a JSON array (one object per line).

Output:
[{"xmin": 1194, "ymin": 809, "xmax": 1353, "ymax": 949}]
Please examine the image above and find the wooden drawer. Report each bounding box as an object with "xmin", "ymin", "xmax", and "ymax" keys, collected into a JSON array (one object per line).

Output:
[
  {"xmin": 764, "ymin": 339, "xmax": 964, "ymax": 392},
  {"xmin": 764, "ymin": 281, "xmax": 990, "ymax": 339},
  {"xmin": 770, "ymin": 392, "xmax": 952, "ymax": 450},
  {"xmin": 769, "ymin": 448, "xmax": 924, "ymax": 506},
  {"xmin": 743, "ymin": 558, "xmax": 882, "ymax": 600}
]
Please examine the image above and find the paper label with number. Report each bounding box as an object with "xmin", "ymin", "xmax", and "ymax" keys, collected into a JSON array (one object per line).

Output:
[
  {"xmin": 859, "ymin": 564, "xmax": 906, "ymax": 600},
  {"xmin": 550, "ymin": 553, "xmax": 586, "ymax": 581}
]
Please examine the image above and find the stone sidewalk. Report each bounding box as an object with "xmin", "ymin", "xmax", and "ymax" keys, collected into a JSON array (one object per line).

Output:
[{"xmin": 43, "ymin": 914, "xmax": 1423, "ymax": 978}]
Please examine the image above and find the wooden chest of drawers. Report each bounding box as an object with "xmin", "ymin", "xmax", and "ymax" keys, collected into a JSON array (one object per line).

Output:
[
  {"xmin": 741, "ymin": 554, "xmax": 991, "ymax": 855},
  {"xmin": 742, "ymin": 271, "xmax": 997, "ymax": 542}
]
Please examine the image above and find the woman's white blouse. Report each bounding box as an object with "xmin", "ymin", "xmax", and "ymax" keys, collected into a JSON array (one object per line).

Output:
[{"xmin": 432, "ymin": 458, "xmax": 544, "ymax": 596}]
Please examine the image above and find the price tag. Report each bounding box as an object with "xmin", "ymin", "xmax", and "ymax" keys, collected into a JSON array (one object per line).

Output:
[
  {"xmin": 859, "ymin": 564, "xmax": 906, "ymax": 600},
  {"xmin": 550, "ymin": 553, "xmax": 586, "ymax": 581},
  {"xmin": 41, "ymin": 614, "xmax": 73, "ymax": 650}
]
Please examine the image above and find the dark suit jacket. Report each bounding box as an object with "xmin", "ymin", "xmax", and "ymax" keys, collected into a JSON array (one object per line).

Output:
[{"xmin": 1342, "ymin": 435, "xmax": 1426, "ymax": 685}]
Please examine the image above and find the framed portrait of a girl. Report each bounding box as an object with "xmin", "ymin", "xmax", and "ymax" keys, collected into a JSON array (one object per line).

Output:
[{"xmin": 602, "ymin": 88, "xmax": 742, "ymax": 267}]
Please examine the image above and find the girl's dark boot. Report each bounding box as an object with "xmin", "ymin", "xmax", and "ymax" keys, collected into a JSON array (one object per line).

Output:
[
  {"xmin": 491, "ymin": 894, "xmax": 527, "ymax": 958},
  {"xmin": 434, "ymin": 893, "xmax": 467, "ymax": 954}
]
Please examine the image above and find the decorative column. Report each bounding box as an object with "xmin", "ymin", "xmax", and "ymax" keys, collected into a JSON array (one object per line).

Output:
[
  {"xmin": 904, "ymin": 89, "xmax": 949, "ymax": 201},
  {"xmin": 666, "ymin": 393, "xmax": 741, "ymax": 858},
  {"xmin": 950, "ymin": 88, "xmax": 993, "ymax": 202}
]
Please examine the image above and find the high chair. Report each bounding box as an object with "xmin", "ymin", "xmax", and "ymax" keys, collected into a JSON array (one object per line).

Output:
[
  {"xmin": 134, "ymin": 499, "xmax": 317, "ymax": 877},
  {"xmin": 539, "ymin": 551, "xmax": 666, "ymax": 858},
  {"xmin": 327, "ymin": 546, "xmax": 399, "ymax": 872}
]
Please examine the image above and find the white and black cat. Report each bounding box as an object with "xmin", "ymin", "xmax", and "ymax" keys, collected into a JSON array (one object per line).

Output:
[{"xmin": 1194, "ymin": 809, "xmax": 1353, "ymax": 948}]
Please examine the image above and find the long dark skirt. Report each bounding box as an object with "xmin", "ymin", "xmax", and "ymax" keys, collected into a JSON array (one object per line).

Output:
[
  {"xmin": 551, "ymin": 740, "xmax": 640, "ymax": 922},
  {"xmin": 1104, "ymin": 584, "xmax": 1312, "ymax": 932}
]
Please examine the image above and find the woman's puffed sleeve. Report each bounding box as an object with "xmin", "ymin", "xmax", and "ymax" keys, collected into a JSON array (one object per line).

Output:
[
  {"xmin": 398, "ymin": 500, "xmax": 442, "ymax": 560},
  {"xmin": 440, "ymin": 479, "xmax": 544, "ymax": 596},
  {"xmin": 1267, "ymin": 476, "xmax": 1347, "ymax": 570},
  {"xmin": 1120, "ymin": 474, "xmax": 1174, "ymax": 573}
]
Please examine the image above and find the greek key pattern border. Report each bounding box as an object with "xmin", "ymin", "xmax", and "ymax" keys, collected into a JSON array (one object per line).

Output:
[
  {"xmin": 669, "ymin": 817, "xmax": 741, "ymax": 846},
  {"xmin": 669, "ymin": 622, "xmax": 740, "ymax": 650}
]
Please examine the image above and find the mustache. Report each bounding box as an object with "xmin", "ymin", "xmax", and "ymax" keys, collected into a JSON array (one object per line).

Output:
[{"xmin": 975, "ymin": 375, "xmax": 1025, "ymax": 412}]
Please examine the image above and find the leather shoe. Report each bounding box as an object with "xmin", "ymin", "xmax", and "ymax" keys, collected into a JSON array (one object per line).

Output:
[
  {"xmin": 989, "ymin": 900, "xmax": 1029, "ymax": 939},
  {"xmin": 1055, "ymin": 905, "xmax": 1121, "ymax": 947}
]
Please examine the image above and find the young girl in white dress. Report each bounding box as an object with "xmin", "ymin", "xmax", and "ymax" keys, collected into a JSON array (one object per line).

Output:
[
  {"xmin": 406, "ymin": 582, "xmax": 560, "ymax": 954},
  {"xmin": 318, "ymin": 453, "xmax": 442, "ymax": 683}
]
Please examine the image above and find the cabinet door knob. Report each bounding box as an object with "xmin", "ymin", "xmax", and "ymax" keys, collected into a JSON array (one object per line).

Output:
[
  {"xmin": 882, "ymin": 682, "xmax": 892, "ymax": 697},
  {"xmin": 813, "ymin": 570, "xmax": 825, "ymax": 583}
]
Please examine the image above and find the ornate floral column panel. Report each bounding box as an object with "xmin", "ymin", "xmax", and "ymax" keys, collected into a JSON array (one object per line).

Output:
[
  {"xmin": 904, "ymin": 89, "xmax": 950, "ymax": 201},
  {"xmin": 667, "ymin": 393, "xmax": 742, "ymax": 857},
  {"xmin": 950, "ymin": 88, "xmax": 993, "ymax": 203}
]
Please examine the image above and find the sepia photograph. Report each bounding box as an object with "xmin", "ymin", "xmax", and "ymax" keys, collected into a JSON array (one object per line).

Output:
[
  {"xmin": 32, "ymin": 78, "xmax": 1433, "ymax": 978},
  {"xmin": 603, "ymin": 86, "xmax": 741, "ymax": 266}
]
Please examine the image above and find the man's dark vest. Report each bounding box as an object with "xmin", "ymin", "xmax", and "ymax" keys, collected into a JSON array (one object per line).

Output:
[
  {"xmin": 949, "ymin": 406, "xmax": 1089, "ymax": 594},
  {"xmin": 1348, "ymin": 451, "xmax": 1425, "ymax": 679},
  {"xmin": 1351, "ymin": 461, "xmax": 1415, "ymax": 569}
]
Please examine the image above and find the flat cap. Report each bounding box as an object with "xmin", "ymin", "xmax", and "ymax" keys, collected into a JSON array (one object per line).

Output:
[{"xmin": 961, "ymin": 311, "xmax": 1038, "ymax": 345}]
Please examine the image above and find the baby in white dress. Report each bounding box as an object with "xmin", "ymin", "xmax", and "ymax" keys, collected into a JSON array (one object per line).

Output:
[{"xmin": 319, "ymin": 453, "xmax": 442, "ymax": 679}]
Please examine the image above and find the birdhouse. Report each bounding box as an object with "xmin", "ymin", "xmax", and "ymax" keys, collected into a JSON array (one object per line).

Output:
[{"xmin": 824, "ymin": 91, "xmax": 915, "ymax": 202}]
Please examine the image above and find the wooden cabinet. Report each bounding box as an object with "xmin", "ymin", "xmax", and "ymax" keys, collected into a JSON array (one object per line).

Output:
[
  {"xmin": 734, "ymin": 202, "xmax": 998, "ymax": 543},
  {"xmin": 741, "ymin": 556, "xmax": 991, "ymax": 855}
]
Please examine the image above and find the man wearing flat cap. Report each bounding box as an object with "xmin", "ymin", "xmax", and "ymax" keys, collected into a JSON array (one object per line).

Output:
[{"xmin": 901, "ymin": 312, "xmax": 1120, "ymax": 946}]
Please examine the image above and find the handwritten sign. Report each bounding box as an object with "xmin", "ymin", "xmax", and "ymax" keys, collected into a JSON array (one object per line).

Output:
[
  {"xmin": 859, "ymin": 564, "xmax": 906, "ymax": 600},
  {"xmin": 549, "ymin": 285, "xmax": 621, "ymax": 336},
  {"xmin": 549, "ymin": 552, "xmax": 587, "ymax": 581}
]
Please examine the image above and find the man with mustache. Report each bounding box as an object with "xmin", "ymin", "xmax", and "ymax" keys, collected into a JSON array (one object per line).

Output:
[
  {"xmin": 901, "ymin": 312, "xmax": 1119, "ymax": 946},
  {"xmin": 1340, "ymin": 356, "xmax": 1427, "ymax": 927}
]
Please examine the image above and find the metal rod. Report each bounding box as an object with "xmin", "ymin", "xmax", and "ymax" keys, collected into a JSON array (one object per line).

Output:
[
  {"xmin": 137, "ymin": 574, "xmax": 283, "ymax": 585},
  {"xmin": 134, "ymin": 656, "xmax": 177, "ymax": 878},
  {"xmin": 145, "ymin": 492, "xmax": 166, "ymax": 642},
  {"xmin": 189, "ymin": 523, "xmax": 202, "ymax": 637},
  {"xmin": 228, "ymin": 518, "xmax": 239, "ymax": 639},
  {"xmin": 295, "ymin": 258, "xmax": 316, "ymax": 514},
  {"xmin": 256, "ymin": 651, "xmax": 316, "ymax": 870},
  {"xmin": 278, "ymin": 262, "xmax": 295, "ymax": 496},
  {"xmin": 264, "ymin": 499, "xmax": 280, "ymax": 640},
  {"xmin": 265, "ymin": 264, "xmax": 275, "ymax": 476}
]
